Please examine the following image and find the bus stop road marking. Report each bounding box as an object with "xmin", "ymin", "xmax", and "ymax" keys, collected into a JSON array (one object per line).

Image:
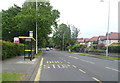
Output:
[{"xmin": 34, "ymin": 58, "xmax": 44, "ymax": 81}]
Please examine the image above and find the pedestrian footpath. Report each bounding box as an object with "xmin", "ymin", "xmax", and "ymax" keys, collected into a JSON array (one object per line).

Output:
[{"xmin": 2, "ymin": 55, "xmax": 42, "ymax": 81}]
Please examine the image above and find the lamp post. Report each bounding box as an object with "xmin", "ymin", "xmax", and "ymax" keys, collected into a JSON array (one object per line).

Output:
[
  {"xmin": 36, "ymin": 0, "xmax": 38, "ymax": 54},
  {"xmin": 100, "ymin": 0, "xmax": 110, "ymax": 57}
]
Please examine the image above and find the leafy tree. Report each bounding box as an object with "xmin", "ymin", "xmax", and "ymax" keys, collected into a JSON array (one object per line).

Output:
[
  {"xmin": 2, "ymin": 1, "xmax": 60, "ymax": 48},
  {"xmin": 2, "ymin": 4, "xmax": 22, "ymax": 41},
  {"xmin": 53, "ymin": 23, "xmax": 71, "ymax": 50},
  {"xmin": 70, "ymin": 25, "xmax": 80, "ymax": 45}
]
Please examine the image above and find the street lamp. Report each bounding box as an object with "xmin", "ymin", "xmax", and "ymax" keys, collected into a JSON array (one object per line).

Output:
[
  {"xmin": 36, "ymin": 0, "xmax": 38, "ymax": 54},
  {"xmin": 100, "ymin": 0, "xmax": 110, "ymax": 57}
]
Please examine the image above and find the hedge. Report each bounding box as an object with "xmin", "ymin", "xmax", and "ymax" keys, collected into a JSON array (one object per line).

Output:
[
  {"xmin": 108, "ymin": 44, "xmax": 120, "ymax": 53},
  {"xmin": 67, "ymin": 44, "xmax": 87, "ymax": 52},
  {"xmin": 1, "ymin": 40, "xmax": 24, "ymax": 60},
  {"xmin": 89, "ymin": 49, "xmax": 105, "ymax": 53}
]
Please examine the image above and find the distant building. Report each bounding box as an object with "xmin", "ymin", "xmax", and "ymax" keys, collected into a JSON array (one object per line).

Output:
[
  {"xmin": 87, "ymin": 36, "xmax": 98, "ymax": 47},
  {"xmin": 101, "ymin": 32, "xmax": 120, "ymax": 46},
  {"xmin": 77, "ymin": 32, "xmax": 120, "ymax": 47}
]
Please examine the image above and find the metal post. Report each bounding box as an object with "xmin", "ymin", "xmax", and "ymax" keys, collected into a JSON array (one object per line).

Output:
[
  {"xmin": 62, "ymin": 33, "xmax": 64, "ymax": 50},
  {"xmin": 106, "ymin": 0, "xmax": 110, "ymax": 57},
  {"xmin": 100, "ymin": 0, "xmax": 110, "ymax": 56},
  {"xmin": 36, "ymin": 0, "xmax": 38, "ymax": 54}
]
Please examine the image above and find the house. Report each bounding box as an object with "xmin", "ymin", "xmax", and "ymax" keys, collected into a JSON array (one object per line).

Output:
[
  {"xmin": 87, "ymin": 36, "xmax": 99, "ymax": 47},
  {"xmin": 102, "ymin": 32, "xmax": 120, "ymax": 46},
  {"xmin": 98, "ymin": 36, "xmax": 106, "ymax": 45},
  {"xmin": 77, "ymin": 38, "xmax": 85, "ymax": 44}
]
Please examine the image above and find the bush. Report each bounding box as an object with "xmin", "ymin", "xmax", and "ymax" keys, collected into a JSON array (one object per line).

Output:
[
  {"xmin": 98, "ymin": 43, "xmax": 105, "ymax": 50},
  {"xmin": 108, "ymin": 44, "xmax": 120, "ymax": 53},
  {"xmin": 1, "ymin": 40, "xmax": 24, "ymax": 60},
  {"xmin": 89, "ymin": 49, "xmax": 105, "ymax": 53},
  {"xmin": 68, "ymin": 44, "xmax": 87, "ymax": 52}
]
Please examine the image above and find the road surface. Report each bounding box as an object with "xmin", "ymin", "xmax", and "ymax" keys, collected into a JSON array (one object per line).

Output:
[{"xmin": 35, "ymin": 50, "xmax": 119, "ymax": 83}]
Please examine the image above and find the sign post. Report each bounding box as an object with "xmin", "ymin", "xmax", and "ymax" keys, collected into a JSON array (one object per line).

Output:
[{"xmin": 14, "ymin": 37, "xmax": 19, "ymax": 43}]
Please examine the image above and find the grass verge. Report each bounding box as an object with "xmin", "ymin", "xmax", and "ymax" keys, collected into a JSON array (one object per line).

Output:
[
  {"xmin": 1, "ymin": 72, "xmax": 25, "ymax": 81},
  {"xmin": 34, "ymin": 50, "xmax": 43, "ymax": 58},
  {"xmin": 79, "ymin": 53, "xmax": 120, "ymax": 60}
]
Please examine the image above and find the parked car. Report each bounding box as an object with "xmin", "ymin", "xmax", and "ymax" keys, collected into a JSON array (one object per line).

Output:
[{"xmin": 46, "ymin": 47, "xmax": 50, "ymax": 51}]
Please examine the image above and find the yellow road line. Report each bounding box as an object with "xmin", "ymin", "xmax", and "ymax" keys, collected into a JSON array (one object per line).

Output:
[
  {"xmin": 55, "ymin": 61, "xmax": 57, "ymax": 63},
  {"xmin": 92, "ymin": 77, "xmax": 102, "ymax": 83},
  {"xmin": 52, "ymin": 61, "xmax": 54, "ymax": 63},
  {"xmin": 49, "ymin": 61, "xmax": 51, "ymax": 63},
  {"xmin": 67, "ymin": 64, "xmax": 70, "ymax": 67},
  {"xmin": 61, "ymin": 65, "xmax": 65, "ymax": 68},
  {"xmin": 57, "ymin": 65, "xmax": 61, "ymax": 68},
  {"xmin": 52, "ymin": 65, "xmax": 55, "ymax": 68},
  {"xmin": 79, "ymin": 69, "xmax": 86, "ymax": 73},
  {"xmin": 57, "ymin": 61, "xmax": 59, "ymax": 63},
  {"xmin": 34, "ymin": 58, "xmax": 44, "ymax": 81},
  {"xmin": 72, "ymin": 65, "xmax": 77, "ymax": 68},
  {"xmin": 47, "ymin": 61, "xmax": 49, "ymax": 63},
  {"xmin": 48, "ymin": 66, "xmax": 50, "ymax": 68}
]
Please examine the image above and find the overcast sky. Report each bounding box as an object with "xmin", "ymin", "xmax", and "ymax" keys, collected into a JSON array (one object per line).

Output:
[{"xmin": 0, "ymin": 0, "xmax": 119, "ymax": 38}]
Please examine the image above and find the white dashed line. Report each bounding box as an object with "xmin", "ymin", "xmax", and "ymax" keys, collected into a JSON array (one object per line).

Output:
[
  {"xmin": 105, "ymin": 67, "xmax": 120, "ymax": 72},
  {"xmin": 80, "ymin": 59, "xmax": 95, "ymax": 64}
]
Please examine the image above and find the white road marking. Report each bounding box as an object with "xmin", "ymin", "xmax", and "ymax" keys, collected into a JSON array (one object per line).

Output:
[
  {"xmin": 80, "ymin": 59, "xmax": 95, "ymax": 64},
  {"xmin": 92, "ymin": 77, "xmax": 102, "ymax": 83},
  {"xmin": 105, "ymin": 67, "xmax": 120, "ymax": 72},
  {"xmin": 79, "ymin": 69, "xmax": 86, "ymax": 73}
]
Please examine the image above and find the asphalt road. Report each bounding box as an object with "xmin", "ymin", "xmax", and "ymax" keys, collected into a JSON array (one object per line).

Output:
[{"xmin": 37, "ymin": 50, "xmax": 119, "ymax": 82}]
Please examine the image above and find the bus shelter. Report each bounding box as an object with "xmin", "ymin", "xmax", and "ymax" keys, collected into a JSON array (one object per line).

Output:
[{"xmin": 19, "ymin": 36, "xmax": 36, "ymax": 61}]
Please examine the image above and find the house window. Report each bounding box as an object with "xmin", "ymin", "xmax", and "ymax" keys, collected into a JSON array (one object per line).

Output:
[{"xmin": 109, "ymin": 40, "xmax": 111, "ymax": 43}]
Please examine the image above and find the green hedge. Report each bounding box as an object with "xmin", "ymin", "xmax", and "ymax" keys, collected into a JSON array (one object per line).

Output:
[
  {"xmin": 1, "ymin": 41, "xmax": 24, "ymax": 60},
  {"xmin": 67, "ymin": 44, "xmax": 87, "ymax": 52},
  {"xmin": 108, "ymin": 44, "xmax": 120, "ymax": 53},
  {"xmin": 89, "ymin": 49, "xmax": 105, "ymax": 53}
]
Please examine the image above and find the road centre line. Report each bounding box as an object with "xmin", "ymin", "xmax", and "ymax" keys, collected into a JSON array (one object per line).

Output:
[
  {"xmin": 92, "ymin": 77, "xmax": 102, "ymax": 83},
  {"xmin": 34, "ymin": 58, "xmax": 44, "ymax": 81},
  {"xmin": 105, "ymin": 67, "xmax": 120, "ymax": 72},
  {"xmin": 80, "ymin": 59, "xmax": 95, "ymax": 64}
]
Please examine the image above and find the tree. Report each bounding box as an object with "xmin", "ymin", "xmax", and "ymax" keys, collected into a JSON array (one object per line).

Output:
[
  {"xmin": 71, "ymin": 25, "xmax": 80, "ymax": 45},
  {"xmin": 53, "ymin": 23, "xmax": 71, "ymax": 50},
  {"xmin": 2, "ymin": 4, "xmax": 22, "ymax": 41},
  {"xmin": 2, "ymin": 1, "xmax": 60, "ymax": 48}
]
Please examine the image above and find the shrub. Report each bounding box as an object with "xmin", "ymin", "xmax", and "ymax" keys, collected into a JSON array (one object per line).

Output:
[
  {"xmin": 69, "ymin": 44, "xmax": 87, "ymax": 52},
  {"xmin": 98, "ymin": 43, "xmax": 105, "ymax": 49},
  {"xmin": 89, "ymin": 49, "xmax": 105, "ymax": 53},
  {"xmin": 1, "ymin": 40, "xmax": 24, "ymax": 60},
  {"xmin": 108, "ymin": 44, "xmax": 120, "ymax": 53}
]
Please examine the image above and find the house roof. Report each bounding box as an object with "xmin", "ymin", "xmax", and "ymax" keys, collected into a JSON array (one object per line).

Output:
[
  {"xmin": 77, "ymin": 38, "xmax": 89, "ymax": 43},
  {"xmin": 77, "ymin": 39, "xmax": 84, "ymax": 43},
  {"xmin": 108, "ymin": 32, "xmax": 120, "ymax": 40},
  {"xmin": 84, "ymin": 38, "xmax": 90, "ymax": 42},
  {"xmin": 99, "ymin": 36, "xmax": 106, "ymax": 41},
  {"xmin": 89, "ymin": 36, "xmax": 98, "ymax": 42}
]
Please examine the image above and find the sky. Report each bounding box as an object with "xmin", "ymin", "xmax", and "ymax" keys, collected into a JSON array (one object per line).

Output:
[{"xmin": 0, "ymin": 0, "xmax": 119, "ymax": 38}]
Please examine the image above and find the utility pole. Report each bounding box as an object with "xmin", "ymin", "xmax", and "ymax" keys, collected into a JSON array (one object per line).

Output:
[
  {"xmin": 62, "ymin": 33, "xmax": 64, "ymax": 51},
  {"xmin": 100, "ymin": 0, "xmax": 110, "ymax": 56},
  {"xmin": 36, "ymin": 0, "xmax": 38, "ymax": 54}
]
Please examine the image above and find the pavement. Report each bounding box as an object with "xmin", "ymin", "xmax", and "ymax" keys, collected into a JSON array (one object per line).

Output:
[{"xmin": 2, "ymin": 54, "xmax": 42, "ymax": 81}]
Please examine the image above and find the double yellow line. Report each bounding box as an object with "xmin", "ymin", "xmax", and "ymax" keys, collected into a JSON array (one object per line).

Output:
[{"xmin": 34, "ymin": 58, "xmax": 44, "ymax": 81}]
